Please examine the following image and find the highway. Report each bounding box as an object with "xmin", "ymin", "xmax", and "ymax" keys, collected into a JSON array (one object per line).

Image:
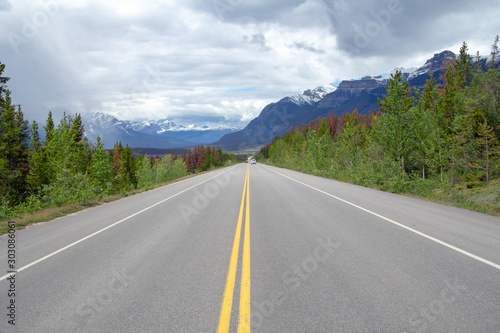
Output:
[{"xmin": 0, "ymin": 163, "xmax": 499, "ymax": 332}]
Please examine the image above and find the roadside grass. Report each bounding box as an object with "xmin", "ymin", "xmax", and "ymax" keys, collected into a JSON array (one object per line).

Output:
[
  {"xmin": 261, "ymin": 161, "xmax": 500, "ymax": 218},
  {"xmin": 0, "ymin": 165, "xmax": 237, "ymax": 235},
  {"xmin": 409, "ymin": 179, "xmax": 500, "ymax": 217}
]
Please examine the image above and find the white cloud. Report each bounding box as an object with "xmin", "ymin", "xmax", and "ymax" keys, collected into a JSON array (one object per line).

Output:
[{"xmin": 0, "ymin": 0, "xmax": 499, "ymax": 127}]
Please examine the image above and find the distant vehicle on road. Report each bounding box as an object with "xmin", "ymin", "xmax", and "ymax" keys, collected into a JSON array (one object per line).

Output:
[{"xmin": 250, "ymin": 159, "xmax": 256, "ymax": 164}]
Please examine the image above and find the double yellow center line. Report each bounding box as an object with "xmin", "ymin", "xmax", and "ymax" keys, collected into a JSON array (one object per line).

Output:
[{"xmin": 217, "ymin": 165, "xmax": 251, "ymax": 332}]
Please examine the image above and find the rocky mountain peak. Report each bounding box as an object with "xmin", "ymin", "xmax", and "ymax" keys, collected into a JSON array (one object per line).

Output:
[
  {"xmin": 285, "ymin": 85, "xmax": 337, "ymax": 106},
  {"xmin": 408, "ymin": 50, "xmax": 456, "ymax": 79}
]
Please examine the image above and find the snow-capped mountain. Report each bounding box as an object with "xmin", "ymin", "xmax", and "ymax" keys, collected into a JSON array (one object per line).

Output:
[
  {"xmin": 82, "ymin": 112, "xmax": 240, "ymax": 149},
  {"xmin": 359, "ymin": 50, "xmax": 456, "ymax": 84},
  {"xmin": 216, "ymin": 50, "xmax": 461, "ymax": 150},
  {"xmin": 285, "ymin": 85, "xmax": 338, "ymax": 107}
]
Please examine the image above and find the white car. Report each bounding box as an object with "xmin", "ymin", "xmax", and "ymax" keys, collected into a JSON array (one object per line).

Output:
[{"xmin": 250, "ymin": 159, "xmax": 256, "ymax": 164}]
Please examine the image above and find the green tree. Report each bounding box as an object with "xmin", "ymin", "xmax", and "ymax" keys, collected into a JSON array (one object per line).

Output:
[
  {"xmin": 44, "ymin": 111, "xmax": 55, "ymax": 143},
  {"xmin": 27, "ymin": 120, "xmax": 49, "ymax": 194},
  {"xmin": 136, "ymin": 153, "xmax": 155, "ymax": 188},
  {"xmin": 335, "ymin": 111, "xmax": 370, "ymax": 176},
  {"xmin": 71, "ymin": 113, "xmax": 85, "ymax": 143},
  {"xmin": 171, "ymin": 157, "xmax": 188, "ymax": 180},
  {"xmin": 473, "ymin": 120, "xmax": 500, "ymax": 183},
  {"xmin": 67, "ymin": 114, "xmax": 91, "ymax": 175},
  {"xmin": 441, "ymin": 62, "xmax": 460, "ymax": 133},
  {"xmin": 0, "ymin": 62, "xmax": 9, "ymax": 95},
  {"xmin": 89, "ymin": 137, "xmax": 113, "ymax": 194},
  {"xmin": 0, "ymin": 88, "xmax": 30, "ymax": 205},
  {"xmin": 408, "ymin": 75, "xmax": 451, "ymax": 181},
  {"xmin": 376, "ymin": 70, "xmax": 414, "ymax": 173},
  {"xmin": 112, "ymin": 141, "xmax": 123, "ymax": 178},
  {"xmin": 456, "ymin": 41, "xmax": 473, "ymax": 89},
  {"xmin": 466, "ymin": 67, "xmax": 500, "ymax": 141},
  {"xmin": 489, "ymin": 35, "xmax": 499, "ymax": 68},
  {"xmin": 119, "ymin": 145, "xmax": 137, "ymax": 189},
  {"xmin": 43, "ymin": 114, "xmax": 91, "ymax": 184},
  {"xmin": 155, "ymin": 154, "xmax": 172, "ymax": 183}
]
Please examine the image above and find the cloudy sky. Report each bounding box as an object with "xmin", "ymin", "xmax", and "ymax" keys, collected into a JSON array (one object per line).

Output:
[{"xmin": 1, "ymin": 0, "xmax": 499, "ymax": 127}]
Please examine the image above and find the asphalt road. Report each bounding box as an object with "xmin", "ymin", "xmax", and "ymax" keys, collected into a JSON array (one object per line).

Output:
[{"xmin": 0, "ymin": 163, "xmax": 499, "ymax": 332}]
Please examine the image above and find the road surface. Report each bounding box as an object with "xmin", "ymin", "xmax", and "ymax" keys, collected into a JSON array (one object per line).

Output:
[{"xmin": 0, "ymin": 163, "xmax": 499, "ymax": 332}]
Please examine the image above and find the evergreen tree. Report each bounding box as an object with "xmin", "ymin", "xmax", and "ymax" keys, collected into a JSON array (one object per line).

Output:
[
  {"xmin": 376, "ymin": 70, "xmax": 414, "ymax": 172},
  {"xmin": 27, "ymin": 120, "xmax": 49, "ymax": 194},
  {"xmin": 467, "ymin": 65, "xmax": 500, "ymax": 141},
  {"xmin": 29, "ymin": 121, "xmax": 42, "ymax": 152},
  {"xmin": 0, "ymin": 91, "xmax": 30, "ymax": 205},
  {"xmin": 473, "ymin": 51, "xmax": 483, "ymax": 75},
  {"xmin": 335, "ymin": 111, "xmax": 370, "ymax": 174},
  {"xmin": 441, "ymin": 61, "xmax": 460, "ymax": 133},
  {"xmin": 44, "ymin": 111, "xmax": 55, "ymax": 143},
  {"xmin": 42, "ymin": 114, "xmax": 90, "ymax": 184},
  {"xmin": 89, "ymin": 136, "xmax": 113, "ymax": 193},
  {"xmin": 112, "ymin": 141, "xmax": 123, "ymax": 178},
  {"xmin": 410, "ymin": 91, "xmax": 438, "ymax": 180},
  {"xmin": 65, "ymin": 113, "xmax": 91, "ymax": 175},
  {"xmin": 456, "ymin": 41, "xmax": 473, "ymax": 89},
  {"xmin": 490, "ymin": 35, "xmax": 499, "ymax": 68},
  {"xmin": 0, "ymin": 62, "xmax": 9, "ymax": 95},
  {"xmin": 70, "ymin": 113, "xmax": 85, "ymax": 143},
  {"xmin": 420, "ymin": 74, "xmax": 448, "ymax": 181},
  {"xmin": 317, "ymin": 118, "xmax": 329, "ymax": 138},
  {"xmin": 120, "ymin": 145, "xmax": 137, "ymax": 189},
  {"xmin": 473, "ymin": 120, "xmax": 500, "ymax": 183}
]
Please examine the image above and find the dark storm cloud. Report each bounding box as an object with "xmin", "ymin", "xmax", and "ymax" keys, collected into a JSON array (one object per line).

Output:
[{"xmin": 319, "ymin": 0, "xmax": 500, "ymax": 57}]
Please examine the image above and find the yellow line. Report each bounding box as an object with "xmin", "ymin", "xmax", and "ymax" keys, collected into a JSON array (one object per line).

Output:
[
  {"xmin": 239, "ymin": 167, "xmax": 251, "ymax": 332},
  {"xmin": 217, "ymin": 165, "xmax": 249, "ymax": 333}
]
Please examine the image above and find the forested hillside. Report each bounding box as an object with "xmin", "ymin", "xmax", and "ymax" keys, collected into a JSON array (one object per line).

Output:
[
  {"xmin": 260, "ymin": 40, "xmax": 500, "ymax": 213},
  {"xmin": 0, "ymin": 64, "xmax": 235, "ymax": 222}
]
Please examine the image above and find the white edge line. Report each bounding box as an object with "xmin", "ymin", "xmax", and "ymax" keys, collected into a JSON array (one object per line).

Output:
[
  {"xmin": 0, "ymin": 168, "xmax": 234, "ymax": 281},
  {"xmin": 267, "ymin": 166, "xmax": 500, "ymax": 271}
]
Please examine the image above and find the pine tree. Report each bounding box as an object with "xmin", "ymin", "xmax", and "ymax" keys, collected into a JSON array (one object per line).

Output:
[
  {"xmin": 0, "ymin": 62, "xmax": 9, "ymax": 95},
  {"xmin": 44, "ymin": 111, "xmax": 55, "ymax": 143},
  {"xmin": 112, "ymin": 141, "xmax": 123, "ymax": 177},
  {"xmin": 490, "ymin": 35, "xmax": 499, "ymax": 69},
  {"xmin": 440, "ymin": 61, "xmax": 460, "ymax": 134},
  {"xmin": 70, "ymin": 113, "xmax": 84, "ymax": 143},
  {"xmin": 456, "ymin": 41, "xmax": 473, "ymax": 89},
  {"xmin": 27, "ymin": 120, "xmax": 49, "ymax": 194},
  {"xmin": 89, "ymin": 136, "xmax": 113, "ymax": 193},
  {"xmin": 473, "ymin": 51, "xmax": 483, "ymax": 75},
  {"xmin": 0, "ymin": 92, "xmax": 30, "ymax": 205},
  {"xmin": 64, "ymin": 113, "xmax": 91, "ymax": 175},
  {"xmin": 120, "ymin": 145, "xmax": 137, "ymax": 189},
  {"xmin": 466, "ymin": 63, "xmax": 500, "ymax": 142},
  {"xmin": 376, "ymin": 70, "xmax": 414, "ymax": 172},
  {"xmin": 472, "ymin": 120, "xmax": 500, "ymax": 184},
  {"xmin": 421, "ymin": 74, "xmax": 448, "ymax": 182}
]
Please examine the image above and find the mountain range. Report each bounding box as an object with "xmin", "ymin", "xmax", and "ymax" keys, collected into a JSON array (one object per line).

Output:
[
  {"xmin": 214, "ymin": 50, "xmax": 457, "ymax": 150},
  {"xmin": 82, "ymin": 50, "xmax": 490, "ymax": 151},
  {"xmin": 82, "ymin": 112, "xmax": 239, "ymax": 149}
]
